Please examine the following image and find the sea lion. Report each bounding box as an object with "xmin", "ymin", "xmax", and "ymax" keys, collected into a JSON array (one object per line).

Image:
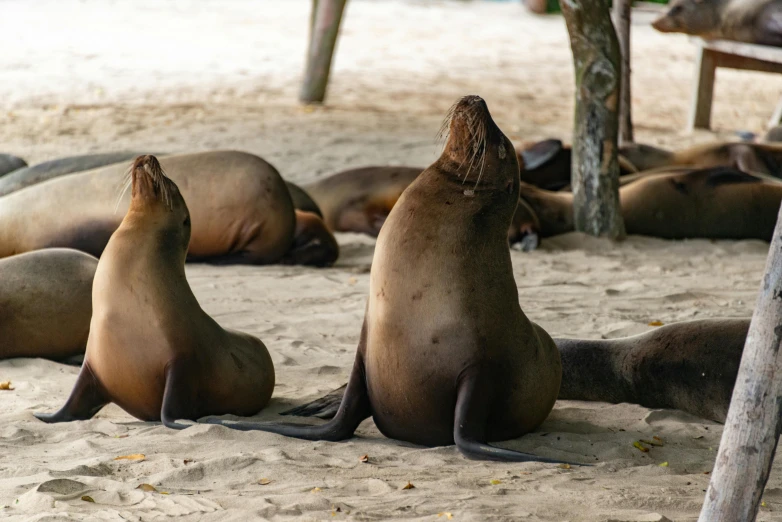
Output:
[
  {"xmin": 0, "ymin": 150, "xmax": 338, "ymax": 267},
  {"xmin": 0, "ymin": 151, "xmax": 164, "ymax": 197},
  {"xmin": 283, "ymin": 319, "xmax": 749, "ymax": 424},
  {"xmin": 0, "ymin": 154, "xmax": 26, "ymax": 178},
  {"xmin": 765, "ymin": 125, "xmax": 782, "ymax": 143},
  {"xmin": 286, "ymin": 181, "xmax": 323, "ymax": 218},
  {"xmin": 200, "ymin": 95, "xmax": 574, "ymax": 464},
  {"xmin": 302, "ymin": 166, "xmax": 422, "ymax": 237},
  {"xmin": 652, "ymin": 0, "xmax": 782, "ymax": 46},
  {"xmin": 0, "ymin": 248, "xmax": 96, "ymax": 361},
  {"xmin": 615, "ymin": 141, "xmax": 782, "ymax": 177},
  {"xmin": 517, "ymin": 139, "xmax": 639, "ymax": 191},
  {"xmin": 511, "ymin": 166, "xmax": 782, "ymax": 247},
  {"xmin": 35, "ymin": 155, "xmax": 275, "ymax": 427}
]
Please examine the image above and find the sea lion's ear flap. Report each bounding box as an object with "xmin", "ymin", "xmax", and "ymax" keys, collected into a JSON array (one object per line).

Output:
[{"xmin": 519, "ymin": 139, "xmax": 563, "ymax": 171}]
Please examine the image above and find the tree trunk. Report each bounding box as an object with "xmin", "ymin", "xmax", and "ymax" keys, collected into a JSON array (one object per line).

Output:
[
  {"xmin": 300, "ymin": 0, "xmax": 347, "ymax": 104},
  {"xmin": 560, "ymin": 0, "xmax": 626, "ymax": 239},
  {"xmin": 612, "ymin": 0, "xmax": 633, "ymax": 144},
  {"xmin": 698, "ymin": 203, "xmax": 782, "ymax": 522}
]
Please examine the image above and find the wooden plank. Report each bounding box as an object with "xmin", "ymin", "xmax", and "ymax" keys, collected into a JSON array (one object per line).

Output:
[
  {"xmin": 691, "ymin": 37, "xmax": 782, "ymax": 64},
  {"xmin": 698, "ymin": 201, "xmax": 782, "ymax": 522},
  {"xmin": 712, "ymin": 52, "xmax": 782, "ymax": 74},
  {"xmin": 300, "ymin": 0, "xmax": 348, "ymax": 104},
  {"xmin": 687, "ymin": 44, "xmax": 717, "ymax": 131},
  {"xmin": 772, "ymin": 97, "xmax": 782, "ymax": 128}
]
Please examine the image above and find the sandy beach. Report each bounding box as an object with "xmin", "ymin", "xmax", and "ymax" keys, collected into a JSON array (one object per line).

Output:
[{"xmin": 2, "ymin": 1, "xmax": 782, "ymax": 520}]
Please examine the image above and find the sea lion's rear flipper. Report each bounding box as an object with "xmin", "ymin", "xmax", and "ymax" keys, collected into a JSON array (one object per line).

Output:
[
  {"xmin": 702, "ymin": 167, "xmax": 763, "ymax": 186},
  {"xmin": 34, "ymin": 363, "xmax": 108, "ymax": 423},
  {"xmin": 730, "ymin": 145, "xmax": 772, "ymax": 177},
  {"xmin": 519, "ymin": 139, "xmax": 563, "ymax": 171},
  {"xmin": 453, "ymin": 368, "xmax": 587, "ymax": 465},
  {"xmin": 161, "ymin": 358, "xmax": 198, "ymax": 430},
  {"xmin": 279, "ymin": 210, "xmax": 340, "ymax": 268},
  {"xmin": 279, "ymin": 384, "xmax": 346, "ymax": 419},
  {"xmin": 201, "ymin": 324, "xmax": 371, "ymax": 441}
]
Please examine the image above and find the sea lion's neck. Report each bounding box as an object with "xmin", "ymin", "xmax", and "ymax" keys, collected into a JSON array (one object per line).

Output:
[
  {"xmin": 555, "ymin": 338, "xmax": 634, "ymax": 403},
  {"xmin": 521, "ymin": 186, "xmax": 574, "ymax": 237}
]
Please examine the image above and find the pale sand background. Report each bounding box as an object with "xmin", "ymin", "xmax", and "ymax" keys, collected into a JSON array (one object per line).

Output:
[{"xmin": 2, "ymin": 0, "xmax": 782, "ymax": 520}]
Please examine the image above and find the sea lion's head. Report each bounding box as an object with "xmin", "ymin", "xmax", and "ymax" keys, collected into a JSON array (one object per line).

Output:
[
  {"xmin": 438, "ymin": 95, "xmax": 520, "ymax": 216},
  {"xmin": 127, "ymin": 154, "xmax": 191, "ymax": 252},
  {"xmin": 651, "ymin": 0, "xmax": 720, "ymax": 37}
]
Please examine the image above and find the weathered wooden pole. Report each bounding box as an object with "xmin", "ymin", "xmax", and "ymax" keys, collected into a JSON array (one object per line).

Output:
[
  {"xmin": 300, "ymin": 0, "xmax": 347, "ymax": 104},
  {"xmin": 698, "ymin": 202, "xmax": 782, "ymax": 522},
  {"xmin": 560, "ymin": 0, "xmax": 626, "ymax": 239},
  {"xmin": 612, "ymin": 0, "xmax": 634, "ymax": 144}
]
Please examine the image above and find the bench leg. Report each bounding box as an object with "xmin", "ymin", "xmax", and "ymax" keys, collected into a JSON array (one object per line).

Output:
[
  {"xmin": 770, "ymin": 97, "xmax": 782, "ymax": 129},
  {"xmin": 687, "ymin": 46, "xmax": 717, "ymax": 132},
  {"xmin": 300, "ymin": 0, "xmax": 348, "ymax": 104}
]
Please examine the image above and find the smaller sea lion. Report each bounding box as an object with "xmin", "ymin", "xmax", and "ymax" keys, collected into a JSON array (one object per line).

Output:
[
  {"xmin": 652, "ymin": 0, "xmax": 782, "ymax": 46},
  {"xmin": 0, "ymin": 248, "xmax": 96, "ymax": 361},
  {"xmin": 35, "ymin": 156, "xmax": 275, "ymax": 427},
  {"xmin": 0, "ymin": 154, "xmax": 26, "ymax": 178},
  {"xmin": 283, "ymin": 319, "xmax": 749, "ymax": 424},
  {"xmin": 280, "ymin": 210, "xmax": 340, "ymax": 267},
  {"xmin": 0, "ymin": 151, "xmax": 164, "ymax": 197}
]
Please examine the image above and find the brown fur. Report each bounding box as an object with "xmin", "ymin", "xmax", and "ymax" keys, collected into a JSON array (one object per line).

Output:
[
  {"xmin": 0, "ymin": 249, "xmax": 96, "ymax": 361},
  {"xmin": 36, "ymin": 156, "xmax": 275, "ymax": 426}
]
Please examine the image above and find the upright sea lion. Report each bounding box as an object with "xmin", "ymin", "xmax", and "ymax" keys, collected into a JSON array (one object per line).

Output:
[
  {"xmin": 200, "ymin": 96, "xmax": 573, "ymax": 464},
  {"xmin": 511, "ymin": 166, "xmax": 782, "ymax": 247},
  {"xmin": 0, "ymin": 150, "xmax": 338, "ymax": 267},
  {"xmin": 0, "ymin": 151, "xmax": 164, "ymax": 197},
  {"xmin": 283, "ymin": 319, "xmax": 749, "ymax": 424},
  {"xmin": 0, "ymin": 248, "xmax": 96, "ymax": 361},
  {"xmin": 35, "ymin": 156, "xmax": 275, "ymax": 427},
  {"xmin": 652, "ymin": 0, "xmax": 782, "ymax": 46},
  {"xmin": 0, "ymin": 154, "xmax": 26, "ymax": 178}
]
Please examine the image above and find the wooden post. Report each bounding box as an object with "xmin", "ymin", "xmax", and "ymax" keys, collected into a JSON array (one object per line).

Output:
[
  {"xmin": 698, "ymin": 202, "xmax": 782, "ymax": 522},
  {"xmin": 560, "ymin": 0, "xmax": 626, "ymax": 239},
  {"xmin": 687, "ymin": 42, "xmax": 717, "ymax": 131},
  {"xmin": 612, "ymin": 0, "xmax": 633, "ymax": 144},
  {"xmin": 300, "ymin": 0, "xmax": 347, "ymax": 104}
]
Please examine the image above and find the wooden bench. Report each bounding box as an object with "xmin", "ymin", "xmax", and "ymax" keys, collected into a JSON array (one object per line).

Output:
[{"xmin": 689, "ymin": 38, "xmax": 782, "ymax": 132}]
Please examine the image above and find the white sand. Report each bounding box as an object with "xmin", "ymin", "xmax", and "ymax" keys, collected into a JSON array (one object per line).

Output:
[{"xmin": 2, "ymin": 0, "xmax": 782, "ymax": 520}]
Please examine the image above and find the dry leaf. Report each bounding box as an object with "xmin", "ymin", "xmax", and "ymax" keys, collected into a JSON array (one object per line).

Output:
[
  {"xmin": 160, "ymin": 492, "xmax": 169, "ymax": 495},
  {"xmin": 359, "ymin": 454, "xmax": 369, "ymax": 463},
  {"xmin": 693, "ymin": 435, "xmax": 704, "ymax": 440},
  {"xmin": 81, "ymin": 495, "xmax": 95, "ymax": 503},
  {"xmin": 311, "ymin": 487, "xmax": 322, "ymax": 493},
  {"xmin": 648, "ymin": 321, "xmax": 664, "ymax": 327},
  {"xmin": 490, "ymin": 479, "xmax": 502, "ymax": 485},
  {"xmin": 633, "ymin": 441, "xmax": 650, "ymax": 453},
  {"xmin": 183, "ymin": 459, "xmax": 192, "ymax": 465},
  {"xmin": 438, "ymin": 513, "xmax": 454, "ymax": 520},
  {"xmin": 114, "ymin": 454, "xmax": 145, "ymax": 461},
  {"xmin": 640, "ymin": 438, "xmax": 664, "ymax": 447},
  {"xmin": 0, "ymin": 381, "xmax": 14, "ymax": 390},
  {"xmin": 762, "ymin": 501, "xmax": 768, "ymax": 508},
  {"xmin": 558, "ymin": 463, "xmax": 571, "ymax": 470},
  {"xmin": 402, "ymin": 482, "xmax": 415, "ymax": 490},
  {"xmin": 348, "ymin": 277, "xmax": 357, "ymax": 285},
  {"xmin": 136, "ymin": 484, "xmax": 158, "ymax": 492},
  {"xmin": 258, "ymin": 478, "xmax": 271, "ymax": 486},
  {"xmin": 659, "ymin": 462, "xmax": 669, "ymax": 467},
  {"xmin": 113, "ymin": 434, "xmax": 129, "ymax": 439},
  {"xmin": 703, "ymin": 471, "xmax": 711, "ymax": 475}
]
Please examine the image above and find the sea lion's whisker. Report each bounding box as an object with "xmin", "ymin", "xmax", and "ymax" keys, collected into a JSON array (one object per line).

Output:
[{"xmin": 114, "ymin": 165, "xmax": 133, "ymax": 215}]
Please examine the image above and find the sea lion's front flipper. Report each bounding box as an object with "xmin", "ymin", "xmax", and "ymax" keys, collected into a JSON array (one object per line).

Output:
[
  {"xmin": 161, "ymin": 358, "xmax": 197, "ymax": 430},
  {"xmin": 34, "ymin": 363, "xmax": 108, "ymax": 423},
  {"xmin": 201, "ymin": 323, "xmax": 371, "ymax": 441},
  {"xmin": 453, "ymin": 367, "xmax": 586, "ymax": 465},
  {"xmin": 279, "ymin": 384, "xmax": 346, "ymax": 419}
]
